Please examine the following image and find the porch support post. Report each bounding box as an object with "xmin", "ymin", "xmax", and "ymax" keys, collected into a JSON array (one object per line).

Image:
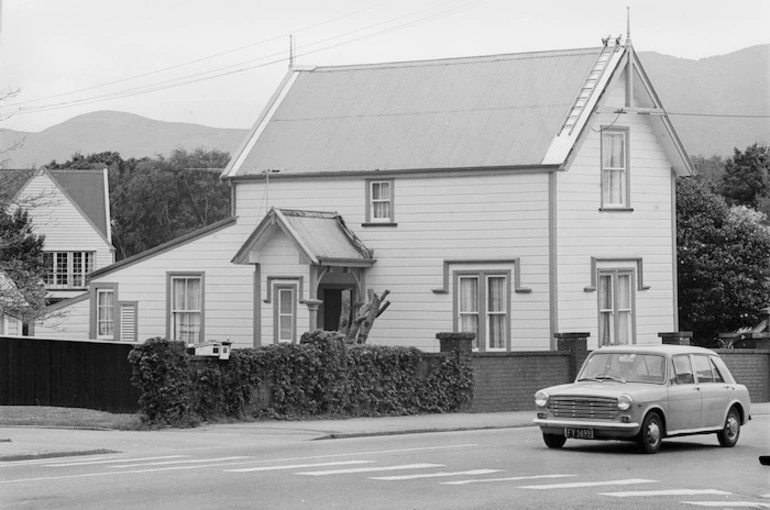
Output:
[{"xmin": 304, "ymin": 298, "xmax": 323, "ymax": 332}]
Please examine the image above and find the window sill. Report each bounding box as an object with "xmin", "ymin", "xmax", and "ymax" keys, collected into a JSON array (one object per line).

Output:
[
  {"xmin": 599, "ymin": 207, "xmax": 634, "ymax": 212},
  {"xmin": 362, "ymin": 222, "xmax": 398, "ymax": 227}
]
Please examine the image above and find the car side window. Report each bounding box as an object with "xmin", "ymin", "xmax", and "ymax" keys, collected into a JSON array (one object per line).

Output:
[
  {"xmin": 709, "ymin": 357, "xmax": 725, "ymax": 383},
  {"xmin": 672, "ymin": 355, "xmax": 695, "ymax": 385},
  {"xmin": 693, "ymin": 354, "xmax": 716, "ymax": 383}
]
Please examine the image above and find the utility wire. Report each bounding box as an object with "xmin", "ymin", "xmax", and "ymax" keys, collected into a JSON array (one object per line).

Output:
[
  {"xmin": 667, "ymin": 112, "xmax": 770, "ymax": 119},
  {"xmin": 0, "ymin": 0, "xmax": 475, "ymax": 116}
]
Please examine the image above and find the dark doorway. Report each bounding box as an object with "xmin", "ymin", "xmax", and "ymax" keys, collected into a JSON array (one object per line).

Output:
[{"xmin": 319, "ymin": 287, "xmax": 353, "ymax": 331}]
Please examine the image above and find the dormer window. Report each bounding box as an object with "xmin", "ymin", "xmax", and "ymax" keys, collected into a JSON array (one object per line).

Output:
[{"xmin": 601, "ymin": 127, "xmax": 630, "ymax": 209}]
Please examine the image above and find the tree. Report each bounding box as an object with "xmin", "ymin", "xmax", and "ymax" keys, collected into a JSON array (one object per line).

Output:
[
  {"xmin": 676, "ymin": 177, "xmax": 770, "ymax": 345},
  {"xmin": 0, "ymin": 208, "xmax": 47, "ymax": 322},
  {"xmin": 691, "ymin": 154, "xmax": 725, "ymax": 188},
  {"xmin": 47, "ymin": 148, "xmax": 231, "ymax": 260},
  {"xmin": 719, "ymin": 144, "xmax": 770, "ymax": 216}
]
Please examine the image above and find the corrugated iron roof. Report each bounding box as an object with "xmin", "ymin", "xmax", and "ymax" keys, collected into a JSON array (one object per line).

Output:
[
  {"xmin": 232, "ymin": 208, "xmax": 374, "ymax": 266},
  {"xmin": 235, "ymin": 48, "xmax": 604, "ymax": 176},
  {"xmin": 0, "ymin": 168, "xmax": 109, "ymax": 241}
]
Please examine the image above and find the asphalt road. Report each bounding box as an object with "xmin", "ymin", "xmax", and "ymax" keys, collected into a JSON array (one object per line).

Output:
[{"xmin": 2, "ymin": 415, "xmax": 769, "ymax": 510}]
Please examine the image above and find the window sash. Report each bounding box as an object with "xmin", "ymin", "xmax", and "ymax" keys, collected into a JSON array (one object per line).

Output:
[
  {"xmin": 601, "ymin": 130, "xmax": 628, "ymax": 207},
  {"xmin": 275, "ymin": 286, "xmax": 296, "ymax": 343},
  {"xmin": 456, "ymin": 273, "xmax": 509, "ymax": 352},
  {"xmin": 43, "ymin": 251, "xmax": 94, "ymax": 289},
  {"xmin": 370, "ymin": 181, "xmax": 392, "ymax": 222},
  {"xmin": 598, "ymin": 270, "xmax": 634, "ymax": 346},
  {"xmin": 171, "ymin": 276, "xmax": 202, "ymax": 343},
  {"xmin": 96, "ymin": 289, "xmax": 114, "ymax": 339}
]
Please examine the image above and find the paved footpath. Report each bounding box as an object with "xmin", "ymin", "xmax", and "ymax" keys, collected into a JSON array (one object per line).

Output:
[{"xmin": 2, "ymin": 404, "xmax": 768, "ymax": 462}]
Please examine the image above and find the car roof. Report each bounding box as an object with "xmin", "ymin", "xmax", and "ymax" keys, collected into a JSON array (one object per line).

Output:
[{"xmin": 591, "ymin": 344, "xmax": 718, "ymax": 356}]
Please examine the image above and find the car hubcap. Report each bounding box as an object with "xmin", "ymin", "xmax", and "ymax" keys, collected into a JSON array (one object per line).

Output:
[
  {"xmin": 726, "ymin": 415, "xmax": 738, "ymax": 439},
  {"xmin": 647, "ymin": 421, "xmax": 661, "ymax": 445}
]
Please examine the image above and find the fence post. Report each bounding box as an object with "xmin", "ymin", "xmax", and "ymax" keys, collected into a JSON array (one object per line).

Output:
[
  {"xmin": 555, "ymin": 332, "xmax": 589, "ymax": 381},
  {"xmin": 658, "ymin": 331, "xmax": 693, "ymax": 346}
]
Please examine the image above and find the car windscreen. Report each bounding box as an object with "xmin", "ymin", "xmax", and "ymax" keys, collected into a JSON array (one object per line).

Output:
[{"xmin": 578, "ymin": 352, "xmax": 667, "ymax": 384}]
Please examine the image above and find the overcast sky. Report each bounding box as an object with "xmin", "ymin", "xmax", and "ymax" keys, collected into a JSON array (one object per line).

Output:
[{"xmin": 0, "ymin": 0, "xmax": 767, "ymax": 132}]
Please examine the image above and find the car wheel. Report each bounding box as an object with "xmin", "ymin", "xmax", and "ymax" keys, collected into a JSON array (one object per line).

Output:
[
  {"xmin": 542, "ymin": 432, "xmax": 567, "ymax": 449},
  {"xmin": 717, "ymin": 407, "xmax": 741, "ymax": 447},
  {"xmin": 638, "ymin": 412, "xmax": 663, "ymax": 454}
]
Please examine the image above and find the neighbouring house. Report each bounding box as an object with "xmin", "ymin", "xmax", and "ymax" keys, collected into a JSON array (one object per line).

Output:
[
  {"xmin": 34, "ymin": 36, "xmax": 693, "ymax": 351},
  {"xmin": 1, "ymin": 168, "xmax": 115, "ymax": 313}
]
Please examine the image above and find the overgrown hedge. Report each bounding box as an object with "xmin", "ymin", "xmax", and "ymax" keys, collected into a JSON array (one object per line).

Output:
[{"xmin": 128, "ymin": 331, "xmax": 474, "ymax": 427}]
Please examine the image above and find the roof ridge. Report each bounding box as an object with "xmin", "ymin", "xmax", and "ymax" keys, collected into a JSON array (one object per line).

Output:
[{"xmin": 305, "ymin": 47, "xmax": 605, "ymax": 72}]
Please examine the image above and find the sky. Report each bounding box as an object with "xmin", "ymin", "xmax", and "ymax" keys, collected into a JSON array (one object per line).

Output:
[{"xmin": 0, "ymin": 0, "xmax": 767, "ymax": 133}]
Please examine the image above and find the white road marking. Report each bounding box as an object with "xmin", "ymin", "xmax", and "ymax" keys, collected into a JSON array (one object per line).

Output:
[
  {"xmin": 443, "ymin": 474, "xmax": 575, "ymax": 486},
  {"xmin": 108, "ymin": 456, "xmax": 249, "ymax": 468},
  {"xmin": 225, "ymin": 461, "xmax": 373, "ymax": 473},
  {"xmin": 0, "ymin": 454, "xmax": 127, "ymax": 467},
  {"xmin": 46, "ymin": 455, "xmax": 186, "ymax": 467},
  {"xmin": 297, "ymin": 463, "xmax": 443, "ymax": 476},
  {"xmin": 520, "ymin": 478, "xmax": 658, "ymax": 489},
  {"xmin": 682, "ymin": 502, "xmax": 770, "ymax": 508},
  {"xmin": 371, "ymin": 469, "xmax": 502, "ymax": 481},
  {"xmin": 602, "ymin": 489, "xmax": 734, "ymax": 497}
]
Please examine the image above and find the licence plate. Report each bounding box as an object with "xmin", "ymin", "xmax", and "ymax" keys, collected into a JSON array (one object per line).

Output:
[{"xmin": 565, "ymin": 427, "xmax": 594, "ymax": 439}]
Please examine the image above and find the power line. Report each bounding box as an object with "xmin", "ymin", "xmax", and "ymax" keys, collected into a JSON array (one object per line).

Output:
[
  {"xmin": 667, "ymin": 111, "xmax": 770, "ymax": 119},
  {"xmin": 0, "ymin": 0, "xmax": 476, "ymax": 117}
]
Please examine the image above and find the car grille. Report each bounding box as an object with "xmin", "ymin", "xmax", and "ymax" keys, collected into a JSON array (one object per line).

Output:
[{"xmin": 549, "ymin": 396, "xmax": 619, "ymax": 420}]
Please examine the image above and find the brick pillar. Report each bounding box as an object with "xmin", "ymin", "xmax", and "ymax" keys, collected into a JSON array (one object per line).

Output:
[
  {"xmin": 658, "ymin": 331, "xmax": 693, "ymax": 346},
  {"xmin": 555, "ymin": 332, "xmax": 589, "ymax": 381},
  {"xmin": 436, "ymin": 332, "xmax": 475, "ymax": 355}
]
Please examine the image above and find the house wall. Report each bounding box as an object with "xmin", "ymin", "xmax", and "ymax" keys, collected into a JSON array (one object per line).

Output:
[
  {"xmin": 17, "ymin": 172, "xmax": 114, "ymax": 270},
  {"xmin": 556, "ymin": 76, "xmax": 677, "ymax": 349},
  {"xmin": 236, "ymin": 170, "xmax": 553, "ymax": 351},
  {"xmin": 35, "ymin": 297, "xmax": 90, "ymax": 339}
]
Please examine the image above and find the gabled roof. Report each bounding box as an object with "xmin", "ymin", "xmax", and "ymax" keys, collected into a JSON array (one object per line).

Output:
[
  {"xmin": 233, "ymin": 208, "xmax": 375, "ymax": 267},
  {"xmin": 0, "ymin": 168, "xmax": 111, "ymax": 242},
  {"xmin": 225, "ymin": 41, "xmax": 693, "ymax": 178}
]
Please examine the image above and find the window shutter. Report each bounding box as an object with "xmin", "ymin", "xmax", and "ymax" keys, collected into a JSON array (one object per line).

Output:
[{"xmin": 120, "ymin": 303, "xmax": 137, "ymax": 342}]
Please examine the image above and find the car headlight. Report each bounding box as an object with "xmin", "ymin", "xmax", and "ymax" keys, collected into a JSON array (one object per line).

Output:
[
  {"xmin": 535, "ymin": 390, "xmax": 549, "ymax": 408},
  {"xmin": 617, "ymin": 394, "xmax": 632, "ymax": 411}
]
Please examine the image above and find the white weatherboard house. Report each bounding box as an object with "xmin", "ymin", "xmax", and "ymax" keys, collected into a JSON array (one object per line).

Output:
[
  {"xmin": 36, "ymin": 37, "xmax": 693, "ymax": 351},
  {"xmin": 1, "ymin": 168, "xmax": 114, "ymax": 335}
]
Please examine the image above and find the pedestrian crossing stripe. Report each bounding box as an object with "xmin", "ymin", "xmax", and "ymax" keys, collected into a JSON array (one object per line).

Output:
[
  {"xmin": 225, "ymin": 461, "xmax": 373, "ymax": 473},
  {"xmin": 520, "ymin": 478, "xmax": 657, "ymax": 489},
  {"xmin": 45, "ymin": 455, "xmax": 187, "ymax": 467},
  {"xmin": 297, "ymin": 463, "xmax": 444, "ymax": 476},
  {"xmin": 371, "ymin": 469, "xmax": 502, "ymax": 481},
  {"xmin": 442, "ymin": 474, "xmax": 575, "ymax": 486},
  {"xmin": 602, "ymin": 489, "xmax": 733, "ymax": 498},
  {"xmin": 681, "ymin": 502, "xmax": 770, "ymax": 508},
  {"xmin": 109, "ymin": 456, "xmax": 250, "ymax": 468}
]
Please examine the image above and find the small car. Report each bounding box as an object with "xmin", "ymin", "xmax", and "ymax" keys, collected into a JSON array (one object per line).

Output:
[{"xmin": 533, "ymin": 344, "xmax": 751, "ymax": 454}]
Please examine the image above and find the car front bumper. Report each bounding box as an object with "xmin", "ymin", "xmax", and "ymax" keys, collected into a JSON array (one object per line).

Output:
[{"xmin": 533, "ymin": 418, "xmax": 641, "ymax": 439}]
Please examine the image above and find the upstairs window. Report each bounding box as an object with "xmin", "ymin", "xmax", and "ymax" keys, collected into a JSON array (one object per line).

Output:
[
  {"xmin": 43, "ymin": 251, "xmax": 94, "ymax": 289},
  {"xmin": 366, "ymin": 179, "xmax": 394, "ymax": 224},
  {"xmin": 601, "ymin": 128, "xmax": 630, "ymax": 208}
]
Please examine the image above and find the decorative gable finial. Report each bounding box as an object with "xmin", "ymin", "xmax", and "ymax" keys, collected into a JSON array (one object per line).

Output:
[{"xmin": 625, "ymin": 6, "xmax": 633, "ymax": 48}]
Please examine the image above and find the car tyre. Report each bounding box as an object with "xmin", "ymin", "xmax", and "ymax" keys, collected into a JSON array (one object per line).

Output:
[
  {"xmin": 717, "ymin": 407, "xmax": 741, "ymax": 447},
  {"xmin": 542, "ymin": 433, "xmax": 567, "ymax": 449},
  {"xmin": 638, "ymin": 412, "xmax": 663, "ymax": 454}
]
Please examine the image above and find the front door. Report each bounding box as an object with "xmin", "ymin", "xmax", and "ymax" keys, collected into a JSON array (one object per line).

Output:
[{"xmin": 318, "ymin": 286, "xmax": 353, "ymax": 331}]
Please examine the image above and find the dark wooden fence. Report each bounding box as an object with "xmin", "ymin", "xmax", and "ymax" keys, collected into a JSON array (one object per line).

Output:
[{"xmin": 0, "ymin": 336, "xmax": 140, "ymax": 413}]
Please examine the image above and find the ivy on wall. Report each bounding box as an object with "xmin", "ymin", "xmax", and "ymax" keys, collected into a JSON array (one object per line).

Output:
[{"xmin": 128, "ymin": 331, "xmax": 474, "ymax": 428}]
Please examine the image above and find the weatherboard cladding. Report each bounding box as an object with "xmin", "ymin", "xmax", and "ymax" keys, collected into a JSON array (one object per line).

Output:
[{"xmin": 236, "ymin": 48, "xmax": 603, "ymax": 176}]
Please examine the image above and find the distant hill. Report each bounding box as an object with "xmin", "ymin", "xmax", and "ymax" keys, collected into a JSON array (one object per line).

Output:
[
  {"xmin": 0, "ymin": 111, "xmax": 248, "ymax": 168},
  {"xmin": 638, "ymin": 44, "xmax": 769, "ymax": 157},
  {"xmin": 0, "ymin": 45, "xmax": 767, "ymax": 168}
]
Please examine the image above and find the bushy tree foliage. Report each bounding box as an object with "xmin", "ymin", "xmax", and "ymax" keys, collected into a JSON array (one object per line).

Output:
[
  {"xmin": 677, "ymin": 177, "xmax": 770, "ymax": 345},
  {"xmin": 0, "ymin": 208, "xmax": 46, "ymax": 321},
  {"xmin": 719, "ymin": 144, "xmax": 770, "ymax": 220},
  {"xmin": 47, "ymin": 148, "xmax": 231, "ymax": 260}
]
